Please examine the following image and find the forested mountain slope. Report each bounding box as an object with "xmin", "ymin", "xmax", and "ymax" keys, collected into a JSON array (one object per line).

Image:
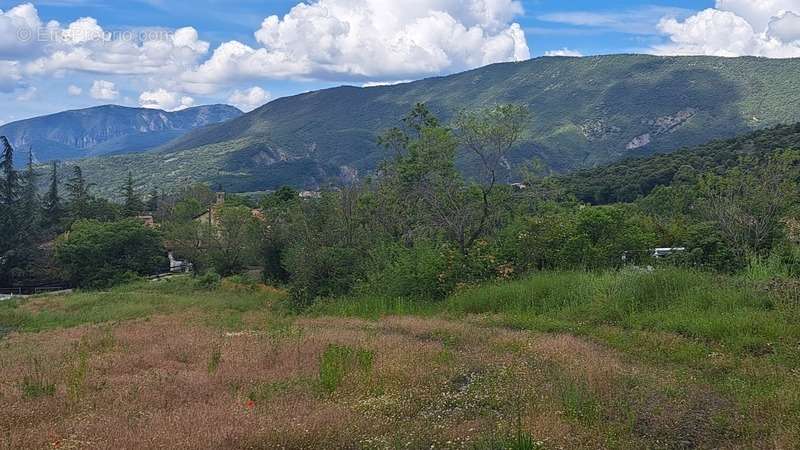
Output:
[
  {"xmin": 80, "ymin": 55, "xmax": 800, "ymax": 193},
  {"xmin": 557, "ymin": 123, "xmax": 800, "ymax": 204}
]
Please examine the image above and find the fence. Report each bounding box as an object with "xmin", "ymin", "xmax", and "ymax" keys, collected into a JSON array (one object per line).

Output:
[{"xmin": 0, "ymin": 285, "xmax": 70, "ymax": 296}]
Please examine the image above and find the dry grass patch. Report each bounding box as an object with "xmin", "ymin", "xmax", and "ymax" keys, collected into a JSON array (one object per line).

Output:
[{"xmin": 0, "ymin": 307, "xmax": 775, "ymax": 449}]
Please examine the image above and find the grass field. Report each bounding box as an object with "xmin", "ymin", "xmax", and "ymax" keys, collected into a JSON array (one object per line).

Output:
[{"xmin": 1, "ymin": 270, "xmax": 799, "ymax": 449}]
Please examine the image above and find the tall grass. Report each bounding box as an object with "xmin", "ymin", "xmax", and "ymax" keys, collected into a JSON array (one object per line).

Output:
[
  {"xmin": 445, "ymin": 268, "xmax": 796, "ymax": 354},
  {"xmin": 314, "ymin": 268, "xmax": 799, "ymax": 359},
  {"xmin": 0, "ymin": 276, "xmax": 287, "ymax": 333}
]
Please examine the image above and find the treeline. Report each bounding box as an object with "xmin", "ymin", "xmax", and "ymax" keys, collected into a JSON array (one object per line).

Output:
[
  {"xmin": 0, "ymin": 138, "xmax": 176, "ymax": 287},
  {"xmin": 558, "ymin": 123, "xmax": 800, "ymax": 204},
  {"xmin": 173, "ymin": 105, "xmax": 800, "ymax": 308},
  {"xmin": 4, "ymin": 106, "xmax": 800, "ymax": 305}
]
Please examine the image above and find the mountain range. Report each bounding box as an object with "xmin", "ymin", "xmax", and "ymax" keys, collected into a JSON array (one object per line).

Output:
[
  {"xmin": 1, "ymin": 104, "xmax": 242, "ymax": 164},
  {"xmin": 30, "ymin": 54, "xmax": 800, "ymax": 195}
]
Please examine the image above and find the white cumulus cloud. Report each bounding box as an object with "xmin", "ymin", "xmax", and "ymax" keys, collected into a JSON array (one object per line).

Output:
[
  {"xmin": 90, "ymin": 80, "xmax": 118, "ymax": 100},
  {"xmin": 139, "ymin": 88, "xmax": 195, "ymax": 111},
  {"xmin": 67, "ymin": 84, "xmax": 82, "ymax": 96},
  {"xmin": 227, "ymin": 87, "xmax": 271, "ymax": 112},
  {"xmin": 0, "ymin": 4, "xmax": 210, "ymax": 78},
  {"xmin": 655, "ymin": 0, "xmax": 800, "ymax": 57},
  {"xmin": 544, "ymin": 48, "xmax": 583, "ymax": 57},
  {"xmin": 0, "ymin": 3, "xmax": 52, "ymax": 59},
  {"xmin": 182, "ymin": 0, "xmax": 530, "ymax": 88}
]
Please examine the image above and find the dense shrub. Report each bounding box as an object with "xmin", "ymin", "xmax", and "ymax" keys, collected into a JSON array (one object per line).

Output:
[
  {"xmin": 54, "ymin": 219, "xmax": 166, "ymax": 288},
  {"xmin": 283, "ymin": 243, "xmax": 363, "ymax": 308},
  {"xmin": 358, "ymin": 241, "xmax": 452, "ymax": 300},
  {"xmin": 494, "ymin": 205, "xmax": 657, "ymax": 273}
]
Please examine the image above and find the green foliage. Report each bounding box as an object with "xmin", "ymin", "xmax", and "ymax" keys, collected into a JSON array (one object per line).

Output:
[
  {"xmin": 495, "ymin": 205, "xmax": 657, "ymax": 272},
  {"xmin": 54, "ymin": 219, "xmax": 166, "ymax": 288},
  {"xmin": 120, "ymin": 171, "xmax": 145, "ymax": 217},
  {"xmin": 358, "ymin": 241, "xmax": 452, "ymax": 300},
  {"xmin": 560, "ymin": 123, "xmax": 800, "ymax": 204},
  {"xmin": 558, "ymin": 378, "xmax": 601, "ymax": 424},
  {"xmin": 66, "ymin": 350, "xmax": 89, "ymax": 403},
  {"xmin": 208, "ymin": 206, "xmax": 262, "ymax": 276},
  {"xmin": 195, "ymin": 271, "xmax": 221, "ymax": 290},
  {"xmin": 318, "ymin": 343, "xmax": 374, "ymax": 394}
]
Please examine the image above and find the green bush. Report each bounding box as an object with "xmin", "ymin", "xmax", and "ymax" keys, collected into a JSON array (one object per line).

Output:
[
  {"xmin": 195, "ymin": 271, "xmax": 221, "ymax": 290},
  {"xmin": 54, "ymin": 219, "xmax": 166, "ymax": 289},
  {"xmin": 359, "ymin": 241, "xmax": 451, "ymax": 300},
  {"xmin": 494, "ymin": 206, "xmax": 656, "ymax": 272},
  {"xmin": 284, "ymin": 244, "xmax": 363, "ymax": 309}
]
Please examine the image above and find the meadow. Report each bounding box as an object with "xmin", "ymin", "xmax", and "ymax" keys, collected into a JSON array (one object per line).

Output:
[{"xmin": 1, "ymin": 269, "xmax": 799, "ymax": 449}]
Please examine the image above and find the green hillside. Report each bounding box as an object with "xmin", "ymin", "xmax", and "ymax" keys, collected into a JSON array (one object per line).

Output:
[
  {"xmin": 79, "ymin": 55, "xmax": 800, "ymax": 195},
  {"xmin": 558, "ymin": 123, "xmax": 800, "ymax": 204}
]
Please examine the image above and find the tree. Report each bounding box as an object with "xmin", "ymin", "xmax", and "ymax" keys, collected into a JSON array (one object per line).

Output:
[
  {"xmin": 375, "ymin": 104, "xmax": 460, "ymax": 245},
  {"xmin": 376, "ymin": 103, "xmax": 529, "ymax": 254},
  {"xmin": 702, "ymin": 151, "xmax": 800, "ymax": 261},
  {"xmin": 0, "ymin": 136, "xmax": 19, "ymax": 206},
  {"xmin": 0, "ymin": 137, "xmax": 22, "ymax": 280},
  {"xmin": 146, "ymin": 188, "xmax": 159, "ymax": 213},
  {"xmin": 42, "ymin": 161, "xmax": 63, "ymax": 227},
  {"xmin": 54, "ymin": 219, "xmax": 166, "ymax": 288},
  {"xmin": 208, "ymin": 206, "xmax": 261, "ymax": 275},
  {"xmin": 121, "ymin": 171, "xmax": 145, "ymax": 217},
  {"xmin": 66, "ymin": 165, "xmax": 92, "ymax": 221},
  {"xmin": 20, "ymin": 148, "xmax": 40, "ymax": 231},
  {"xmin": 453, "ymin": 104, "xmax": 529, "ymax": 251}
]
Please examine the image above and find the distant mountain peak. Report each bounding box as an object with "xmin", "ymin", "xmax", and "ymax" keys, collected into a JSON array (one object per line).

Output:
[{"xmin": 1, "ymin": 104, "xmax": 243, "ymax": 164}]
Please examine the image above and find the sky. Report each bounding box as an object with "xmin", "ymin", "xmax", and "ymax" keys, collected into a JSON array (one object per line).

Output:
[{"xmin": 1, "ymin": 0, "xmax": 799, "ymax": 123}]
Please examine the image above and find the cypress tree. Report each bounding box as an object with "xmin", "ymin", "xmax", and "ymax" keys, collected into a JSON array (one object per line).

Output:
[
  {"xmin": 20, "ymin": 149, "xmax": 39, "ymax": 224},
  {"xmin": 0, "ymin": 136, "xmax": 19, "ymax": 206},
  {"xmin": 42, "ymin": 161, "xmax": 63, "ymax": 227},
  {"xmin": 0, "ymin": 137, "xmax": 21, "ymax": 281},
  {"xmin": 121, "ymin": 171, "xmax": 144, "ymax": 216},
  {"xmin": 66, "ymin": 165, "xmax": 91, "ymax": 220}
]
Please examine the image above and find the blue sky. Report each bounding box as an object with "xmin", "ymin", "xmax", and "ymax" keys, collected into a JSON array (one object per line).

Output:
[{"xmin": 0, "ymin": 0, "xmax": 797, "ymax": 123}]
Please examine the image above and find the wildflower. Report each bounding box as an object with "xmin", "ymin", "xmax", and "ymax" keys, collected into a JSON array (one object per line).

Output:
[{"xmin": 245, "ymin": 399, "xmax": 255, "ymax": 409}]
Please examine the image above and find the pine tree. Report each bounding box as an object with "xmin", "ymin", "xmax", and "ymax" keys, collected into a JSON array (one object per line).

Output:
[
  {"xmin": 20, "ymin": 149, "xmax": 39, "ymax": 223},
  {"xmin": 0, "ymin": 136, "xmax": 19, "ymax": 206},
  {"xmin": 0, "ymin": 137, "xmax": 21, "ymax": 279},
  {"xmin": 121, "ymin": 171, "xmax": 144, "ymax": 217},
  {"xmin": 66, "ymin": 165, "xmax": 91, "ymax": 220},
  {"xmin": 42, "ymin": 161, "xmax": 63, "ymax": 227}
]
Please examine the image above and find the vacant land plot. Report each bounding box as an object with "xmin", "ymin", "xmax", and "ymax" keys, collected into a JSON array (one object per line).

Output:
[{"xmin": 1, "ymin": 272, "xmax": 798, "ymax": 449}]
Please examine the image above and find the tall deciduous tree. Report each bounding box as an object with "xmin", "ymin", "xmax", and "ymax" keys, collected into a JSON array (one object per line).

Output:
[
  {"xmin": 453, "ymin": 104, "xmax": 529, "ymax": 250},
  {"xmin": 376, "ymin": 103, "xmax": 529, "ymax": 254}
]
